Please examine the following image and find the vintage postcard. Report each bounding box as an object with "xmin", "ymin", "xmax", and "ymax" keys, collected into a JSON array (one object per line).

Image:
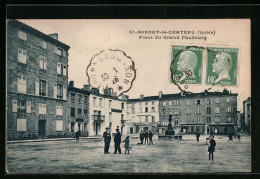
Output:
[{"xmin": 6, "ymin": 19, "xmax": 251, "ymax": 173}]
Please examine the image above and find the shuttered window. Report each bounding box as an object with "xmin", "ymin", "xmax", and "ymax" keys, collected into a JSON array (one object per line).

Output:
[
  {"xmin": 17, "ymin": 74, "xmax": 27, "ymax": 93},
  {"xmin": 18, "ymin": 30, "xmax": 27, "ymax": 41},
  {"xmin": 26, "ymin": 101, "xmax": 31, "ymax": 113},
  {"xmin": 56, "ymin": 120, "xmax": 63, "ymax": 131},
  {"xmin": 17, "ymin": 119, "xmax": 27, "ymax": 131},
  {"xmin": 18, "ymin": 49, "xmax": 27, "ymax": 64},
  {"xmin": 12, "ymin": 100, "xmax": 17, "ymax": 112}
]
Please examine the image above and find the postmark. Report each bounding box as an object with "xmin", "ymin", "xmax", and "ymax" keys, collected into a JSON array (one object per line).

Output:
[
  {"xmin": 206, "ymin": 47, "xmax": 238, "ymax": 86},
  {"xmin": 86, "ymin": 49, "xmax": 136, "ymax": 96},
  {"xmin": 171, "ymin": 45, "xmax": 203, "ymax": 85}
]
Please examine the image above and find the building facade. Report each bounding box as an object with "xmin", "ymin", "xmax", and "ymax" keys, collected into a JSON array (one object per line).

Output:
[
  {"xmin": 88, "ymin": 88, "xmax": 128, "ymax": 136},
  {"xmin": 127, "ymin": 94, "xmax": 160, "ymax": 134},
  {"xmin": 242, "ymin": 97, "xmax": 251, "ymax": 134},
  {"xmin": 159, "ymin": 90, "xmax": 238, "ymax": 135},
  {"xmin": 7, "ymin": 20, "xmax": 70, "ymax": 139},
  {"xmin": 66, "ymin": 82, "xmax": 91, "ymax": 137}
]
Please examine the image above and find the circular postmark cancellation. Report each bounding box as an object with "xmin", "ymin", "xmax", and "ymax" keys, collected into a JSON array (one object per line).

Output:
[
  {"xmin": 86, "ymin": 49, "xmax": 136, "ymax": 96},
  {"xmin": 170, "ymin": 45, "xmax": 238, "ymax": 93}
]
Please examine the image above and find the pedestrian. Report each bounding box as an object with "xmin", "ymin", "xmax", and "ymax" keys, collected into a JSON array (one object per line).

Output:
[
  {"xmin": 103, "ymin": 127, "xmax": 111, "ymax": 154},
  {"xmin": 196, "ymin": 131, "xmax": 200, "ymax": 142},
  {"xmin": 144, "ymin": 130, "xmax": 148, "ymax": 144},
  {"xmin": 208, "ymin": 136, "xmax": 216, "ymax": 161},
  {"xmin": 122, "ymin": 136, "xmax": 130, "ymax": 154},
  {"xmin": 228, "ymin": 132, "xmax": 233, "ymax": 141},
  {"xmin": 75, "ymin": 130, "xmax": 80, "ymax": 142},
  {"xmin": 139, "ymin": 130, "xmax": 144, "ymax": 144},
  {"xmin": 114, "ymin": 128, "xmax": 121, "ymax": 154},
  {"xmin": 148, "ymin": 130, "xmax": 153, "ymax": 145},
  {"xmin": 237, "ymin": 134, "xmax": 241, "ymax": 141}
]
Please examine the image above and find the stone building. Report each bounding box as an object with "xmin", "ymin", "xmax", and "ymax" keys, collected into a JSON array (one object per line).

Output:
[
  {"xmin": 66, "ymin": 81, "xmax": 91, "ymax": 137},
  {"xmin": 88, "ymin": 88, "xmax": 128, "ymax": 136},
  {"xmin": 242, "ymin": 97, "xmax": 251, "ymax": 134},
  {"xmin": 127, "ymin": 94, "xmax": 160, "ymax": 134},
  {"xmin": 159, "ymin": 89, "xmax": 238, "ymax": 135},
  {"xmin": 6, "ymin": 20, "xmax": 70, "ymax": 139}
]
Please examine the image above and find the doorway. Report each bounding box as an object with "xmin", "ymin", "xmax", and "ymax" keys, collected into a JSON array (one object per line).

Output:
[
  {"xmin": 130, "ymin": 127, "xmax": 133, "ymax": 134},
  {"xmin": 38, "ymin": 120, "xmax": 46, "ymax": 136}
]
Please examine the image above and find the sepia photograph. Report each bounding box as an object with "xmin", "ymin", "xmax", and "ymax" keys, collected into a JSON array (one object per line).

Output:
[{"xmin": 5, "ymin": 18, "xmax": 251, "ymax": 173}]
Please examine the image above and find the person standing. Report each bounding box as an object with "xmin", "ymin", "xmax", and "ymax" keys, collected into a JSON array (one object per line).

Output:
[
  {"xmin": 123, "ymin": 136, "xmax": 130, "ymax": 154},
  {"xmin": 208, "ymin": 136, "xmax": 216, "ymax": 161},
  {"xmin": 75, "ymin": 130, "xmax": 80, "ymax": 142},
  {"xmin": 144, "ymin": 130, "xmax": 149, "ymax": 144},
  {"xmin": 196, "ymin": 132, "xmax": 200, "ymax": 142},
  {"xmin": 103, "ymin": 127, "xmax": 111, "ymax": 154},
  {"xmin": 237, "ymin": 133, "xmax": 241, "ymax": 141},
  {"xmin": 148, "ymin": 130, "xmax": 153, "ymax": 145},
  {"xmin": 114, "ymin": 129, "xmax": 121, "ymax": 154},
  {"xmin": 139, "ymin": 130, "xmax": 144, "ymax": 144},
  {"xmin": 228, "ymin": 132, "xmax": 233, "ymax": 141}
]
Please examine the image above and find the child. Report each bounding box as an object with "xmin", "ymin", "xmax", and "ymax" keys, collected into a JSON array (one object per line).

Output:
[{"xmin": 123, "ymin": 136, "xmax": 130, "ymax": 154}]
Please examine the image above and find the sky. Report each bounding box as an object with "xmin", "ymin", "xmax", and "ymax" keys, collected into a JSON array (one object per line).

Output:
[{"xmin": 19, "ymin": 19, "xmax": 251, "ymax": 111}]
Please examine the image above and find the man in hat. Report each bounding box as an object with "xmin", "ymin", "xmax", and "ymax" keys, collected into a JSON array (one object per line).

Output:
[
  {"xmin": 114, "ymin": 128, "xmax": 121, "ymax": 154},
  {"xmin": 103, "ymin": 127, "xmax": 111, "ymax": 154}
]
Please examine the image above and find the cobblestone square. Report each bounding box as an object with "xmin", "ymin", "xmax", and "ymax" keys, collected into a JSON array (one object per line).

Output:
[{"xmin": 6, "ymin": 134, "xmax": 251, "ymax": 173}]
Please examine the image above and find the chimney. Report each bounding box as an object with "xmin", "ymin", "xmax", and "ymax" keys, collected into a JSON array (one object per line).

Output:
[
  {"xmin": 180, "ymin": 91, "xmax": 186, "ymax": 96},
  {"xmin": 91, "ymin": 88, "xmax": 99, "ymax": 94},
  {"xmin": 121, "ymin": 94, "xmax": 125, "ymax": 100},
  {"xmin": 48, "ymin": 33, "xmax": 58, "ymax": 40},
  {"xmin": 104, "ymin": 87, "xmax": 112, "ymax": 95},
  {"xmin": 159, "ymin": 91, "xmax": 163, "ymax": 99},
  {"xmin": 69, "ymin": 81, "xmax": 74, "ymax": 87},
  {"xmin": 125, "ymin": 95, "xmax": 129, "ymax": 100},
  {"xmin": 83, "ymin": 85, "xmax": 91, "ymax": 91},
  {"xmin": 204, "ymin": 90, "xmax": 208, "ymax": 95},
  {"xmin": 140, "ymin": 94, "xmax": 144, "ymax": 100}
]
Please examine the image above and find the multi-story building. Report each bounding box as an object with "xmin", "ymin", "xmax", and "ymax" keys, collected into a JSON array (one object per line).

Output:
[
  {"xmin": 127, "ymin": 94, "xmax": 160, "ymax": 134},
  {"xmin": 88, "ymin": 88, "xmax": 128, "ymax": 136},
  {"xmin": 236, "ymin": 111, "xmax": 241, "ymax": 131},
  {"xmin": 66, "ymin": 81, "xmax": 91, "ymax": 137},
  {"xmin": 6, "ymin": 20, "xmax": 70, "ymax": 139},
  {"xmin": 159, "ymin": 89, "xmax": 238, "ymax": 135},
  {"xmin": 243, "ymin": 97, "xmax": 251, "ymax": 134}
]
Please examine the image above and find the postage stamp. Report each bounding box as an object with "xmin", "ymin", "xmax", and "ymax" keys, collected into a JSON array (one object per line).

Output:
[
  {"xmin": 206, "ymin": 47, "xmax": 238, "ymax": 86},
  {"xmin": 86, "ymin": 49, "xmax": 136, "ymax": 96},
  {"xmin": 171, "ymin": 45, "xmax": 203, "ymax": 85}
]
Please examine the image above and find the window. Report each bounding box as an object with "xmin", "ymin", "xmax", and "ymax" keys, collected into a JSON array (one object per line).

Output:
[
  {"xmin": 138, "ymin": 116, "xmax": 142, "ymax": 123},
  {"xmin": 56, "ymin": 120, "xmax": 63, "ymax": 131},
  {"xmin": 12, "ymin": 100, "xmax": 18, "ymax": 112},
  {"xmin": 226, "ymin": 98, "xmax": 230, "ymax": 103},
  {"xmin": 121, "ymin": 114, "xmax": 124, "ymax": 121},
  {"xmin": 152, "ymin": 116, "xmax": 155, "ymax": 123},
  {"xmin": 63, "ymin": 65, "xmax": 67, "ymax": 76},
  {"xmin": 57, "ymin": 84, "xmax": 63, "ymax": 99},
  {"xmin": 145, "ymin": 107, "xmax": 148, "ymax": 112},
  {"xmin": 57, "ymin": 63, "xmax": 62, "ymax": 75},
  {"xmin": 215, "ymin": 117, "xmax": 221, "ymax": 123},
  {"xmin": 139, "ymin": 102, "xmax": 142, "ymax": 106},
  {"xmin": 122, "ymin": 103, "xmax": 124, "ymax": 110},
  {"xmin": 207, "ymin": 117, "xmax": 211, "ymax": 122},
  {"xmin": 40, "ymin": 40, "xmax": 47, "ymax": 49},
  {"xmin": 84, "ymin": 96, "xmax": 87, "ymax": 103},
  {"xmin": 39, "ymin": 56, "xmax": 47, "ymax": 70},
  {"xmin": 226, "ymin": 117, "xmax": 232, "ymax": 122},
  {"xmin": 109, "ymin": 112, "xmax": 112, "ymax": 121},
  {"xmin": 169, "ymin": 101, "xmax": 173, "ymax": 105},
  {"xmin": 71, "ymin": 123, "xmax": 75, "ymax": 132},
  {"xmin": 55, "ymin": 47, "xmax": 63, "ymax": 56},
  {"xmin": 207, "ymin": 107, "xmax": 211, "ymax": 114},
  {"xmin": 139, "ymin": 107, "xmax": 142, "ymax": 113},
  {"xmin": 197, "ymin": 108, "xmax": 201, "ymax": 114},
  {"xmin": 163, "ymin": 101, "xmax": 166, "ymax": 106},
  {"xmin": 39, "ymin": 103, "xmax": 46, "ymax": 114},
  {"xmin": 197, "ymin": 100, "xmax": 200, "ymax": 105},
  {"xmin": 173, "ymin": 100, "xmax": 179, "ymax": 105},
  {"xmin": 39, "ymin": 80, "xmax": 47, "ymax": 96},
  {"xmin": 151, "ymin": 107, "xmax": 155, "ymax": 112},
  {"xmin": 99, "ymin": 98, "xmax": 102, "ymax": 107},
  {"xmin": 227, "ymin": 106, "xmax": 232, "ymax": 112},
  {"xmin": 162, "ymin": 108, "xmax": 167, "ymax": 115},
  {"xmin": 79, "ymin": 95, "xmax": 82, "ymax": 103},
  {"xmin": 71, "ymin": 93, "xmax": 75, "ymax": 102},
  {"xmin": 71, "ymin": 108, "xmax": 75, "ymax": 117},
  {"xmin": 17, "ymin": 74, "xmax": 27, "ymax": 93},
  {"xmin": 175, "ymin": 120, "xmax": 179, "ymax": 125},
  {"xmin": 109, "ymin": 100, "xmax": 112, "ymax": 108},
  {"xmin": 215, "ymin": 99, "xmax": 220, "ymax": 103},
  {"xmin": 26, "ymin": 101, "xmax": 31, "ymax": 113},
  {"xmin": 197, "ymin": 117, "xmax": 201, "ymax": 123},
  {"xmin": 187, "ymin": 100, "xmax": 190, "ymax": 105},
  {"xmin": 18, "ymin": 30, "xmax": 27, "ymax": 41},
  {"xmin": 78, "ymin": 108, "xmax": 82, "ymax": 115},
  {"xmin": 93, "ymin": 97, "xmax": 97, "ymax": 106},
  {"xmin": 145, "ymin": 102, "xmax": 148, "ymax": 105},
  {"xmin": 56, "ymin": 106, "xmax": 63, "ymax": 116},
  {"xmin": 174, "ymin": 109, "xmax": 179, "ymax": 115},
  {"xmin": 187, "ymin": 108, "xmax": 191, "ymax": 114},
  {"xmin": 18, "ymin": 49, "xmax": 27, "ymax": 64},
  {"xmin": 215, "ymin": 107, "xmax": 220, "ymax": 113},
  {"xmin": 145, "ymin": 116, "xmax": 148, "ymax": 123},
  {"xmin": 207, "ymin": 99, "xmax": 211, "ymax": 104},
  {"xmin": 18, "ymin": 101, "xmax": 26, "ymax": 112},
  {"xmin": 187, "ymin": 118, "xmax": 191, "ymax": 122},
  {"xmin": 17, "ymin": 119, "xmax": 27, "ymax": 131},
  {"xmin": 84, "ymin": 109, "xmax": 88, "ymax": 115}
]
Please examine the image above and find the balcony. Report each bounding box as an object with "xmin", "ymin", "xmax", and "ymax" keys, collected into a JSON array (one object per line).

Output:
[{"xmin": 92, "ymin": 115, "xmax": 105, "ymax": 122}]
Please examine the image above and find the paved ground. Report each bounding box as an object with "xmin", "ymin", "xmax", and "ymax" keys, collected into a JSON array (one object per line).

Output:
[{"xmin": 6, "ymin": 134, "xmax": 251, "ymax": 173}]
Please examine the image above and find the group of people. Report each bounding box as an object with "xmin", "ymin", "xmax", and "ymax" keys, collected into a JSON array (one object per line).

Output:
[
  {"xmin": 139, "ymin": 130, "xmax": 153, "ymax": 145},
  {"xmin": 103, "ymin": 127, "xmax": 130, "ymax": 154}
]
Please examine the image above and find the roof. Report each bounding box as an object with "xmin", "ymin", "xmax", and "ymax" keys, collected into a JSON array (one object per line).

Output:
[
  {"xmin": 8, "ymin": 19, "xmax": 70, "ymax": 50},
  {"xmin": 128, "ymin": 96, "xmax": 159, "ymax": 102},
  {"xmin": 68, "ymin": 86, "xmax": 91, "ymax": 95}
]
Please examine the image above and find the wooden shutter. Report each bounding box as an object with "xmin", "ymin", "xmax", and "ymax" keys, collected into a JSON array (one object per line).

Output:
[
  {"xmin": 57, "ymin": 63, "xmax": 61, "ymax": 74},
  {"xmin": 56, "ymin": 105, "xmax": 59, "ymax": 115},
  {"xmin": 43, "ymin": 104, "xmax": 46, "ymax": 114},
  {"xmin": 22, "ymin": 76, "xmax": 27, "ymax": 94},
  {"xmin": 26, "ymin": 101, "xmax": 31, "ymax": 113},
  {"xmin": 39, "ymin": 56, "xmax": 43, "ymax": 69},
  {"xmin": 12, "ymin": 100, "xmax": 17, "ymax": 112},
  {"xmin": 46, "ymin": 82, "xmax": 48, "ymax": 97},
  {"xmin": 38, "ymin": 103, "xmax": 42, "ymax": 114},
  {"xmin": 63, "ymin": 50, "xmax": 67, "ymax": 57},
  {"xmin": 60, "ymin": 106, "xmax": 63, "ymax": 116},
  {"xmin": 35, "ymin": 78, "xmax": 39, "ymax": 95},
  {"xmin": 63, "ymin": 85, "xmax": 66, "ymax": 100},
  {"xmin": 53, "ymin": 83, "xmax": 57, "ymax": 98},
  {"xmin": 63, "ymin": 66, "xmax": 67, "ymax": 76}
]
